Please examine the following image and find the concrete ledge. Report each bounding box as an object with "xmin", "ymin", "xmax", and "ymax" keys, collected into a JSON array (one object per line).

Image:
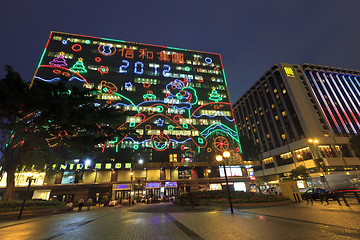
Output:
[
  {"xmin": 209, "ymin": 200, "xmax": 293, "ymax": 207},
  {"xmin": 0, "ymin": 207, "xmax": 68, "ymax": 220}
]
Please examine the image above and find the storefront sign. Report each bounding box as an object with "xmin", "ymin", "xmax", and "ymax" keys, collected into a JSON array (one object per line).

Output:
[
  {"xmin": 115, "ymin": 184, "xmax": 129, "ymax": 189},
  {"xmin": 146, "ymin": 182, "xmax": 161, "ymax": 188},
  {"xmin": 165, "ymin": 182, "xmax": 177, "ymax": 187}
]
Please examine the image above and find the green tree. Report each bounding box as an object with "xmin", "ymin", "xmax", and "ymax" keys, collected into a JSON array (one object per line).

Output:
[
  {"xmin": 290, "ymin": 165, "xmax": 309, "ymax": 180},
  {"xmin": 0, "ymin": 66, "xmax": 130, "ymax": 201},
  {"xmin": 349, "ymin": 135, "xmax": 360, "ymax": 156}
]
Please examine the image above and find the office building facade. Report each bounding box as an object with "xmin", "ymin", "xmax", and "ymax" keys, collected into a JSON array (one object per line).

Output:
[
  {"xmin": 233, "ymin": 63, "xmax": 360, "ymax": 185},
  {"xmin": 0, "ymin": 32, "xmax": 252, "ymax": 202}
]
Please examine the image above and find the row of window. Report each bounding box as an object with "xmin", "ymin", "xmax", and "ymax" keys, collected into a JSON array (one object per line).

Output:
[{"xmin": 259, "ymin": 144, "xmax": 354, "ymax": 170}]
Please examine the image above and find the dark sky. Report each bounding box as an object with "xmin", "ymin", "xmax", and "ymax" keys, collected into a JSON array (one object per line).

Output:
[{"xmin": 1, "ymin": 1, "xmax": 360, "ymax": 103}]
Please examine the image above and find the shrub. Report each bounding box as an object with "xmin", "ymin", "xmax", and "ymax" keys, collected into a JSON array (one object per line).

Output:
[{"xmin": 0, "ymin": 200, "xmax": 64, "ymax": 212}]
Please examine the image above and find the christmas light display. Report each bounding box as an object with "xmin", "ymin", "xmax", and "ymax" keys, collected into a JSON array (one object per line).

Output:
[{"xmin": 31, "ymin": 31, "xmax": 242, "ymax": 164}]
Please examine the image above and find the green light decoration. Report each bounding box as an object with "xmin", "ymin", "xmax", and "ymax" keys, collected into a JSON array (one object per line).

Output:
[
  {"xmin": 129, "ymin": 122, "xmax": 136, "ymax": 127},
  {"xmin": 133, "ymin": 144, "xmax": 139, "ymax": 150},
  {"xmin": 69, "ymin": 58, "xmax": 87, "ymax": 74},
  {"xmin": 102, "ymin": 87, "xmax": 109, "ymax": 93},
  {"xmin": 156, "ymin": 105, "xmax": 164, "ymax": 113},
  {"xmin": 184, "ymin": 66, "xmax": 190, "ymax": 71},
  {"xmin": 209, "ymin": 89, "xmax": 222, "ymax": 102},
  {"xmin": 85, "ymin": 40, "xmax": 91, "ymax": 44},
  {"xmin": 182, "ymin": 123, "xmax": 189, "ymax": 129},
  {"xmin": 143, "ymin": 93, "xmax": 157, "ymax": 101},
  {"xmin": 198, "ymin": 137, "xmax": 204, "ymax": 144},
  {"xmin": 183, "ymin": 87, "xmax": 198, "ymax": 105},
  {"xmin": 168, "ymin": 125, "xmax": 174, "ymax": 131}
]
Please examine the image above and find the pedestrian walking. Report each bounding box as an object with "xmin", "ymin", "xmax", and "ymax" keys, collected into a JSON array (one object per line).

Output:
[
  {"xmin": 78, "ymin": 197, "xmax": 84, "ymax": 212},
  {"xmin": 87, "ymin": 197, "xmax": 93, "ymax": 211}
]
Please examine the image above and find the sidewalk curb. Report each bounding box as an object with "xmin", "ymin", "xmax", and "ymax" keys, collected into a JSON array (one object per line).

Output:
[{"xmin": 209, "ymin": 200, "xmax": 293, "ymax": 207}]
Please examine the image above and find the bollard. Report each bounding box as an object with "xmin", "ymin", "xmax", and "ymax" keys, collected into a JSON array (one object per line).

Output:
[
  {"xmin": 341, "ymin": 192, "xmax": 349, "ymax": 207},
  {"xmin": 334, "ymin": 192, "xmax": 342, "ymax": 206},
  {"xmin": 305, "ymin": 192, "xmax": 310, "ymax": 204},
  {"xmin": 318, "ymin": 193, "xmax": 323, "ymax": 204},
  {"xmin": 308, "ymin": 193, "xmax": 313, "ymax": 204},
  {"xmin": 354, "ymin": 192, "xmax": 360, "ymax": 204},
  {"xmin": 324, "ymin": 192, "xmax": 329, "ymax": 205}
]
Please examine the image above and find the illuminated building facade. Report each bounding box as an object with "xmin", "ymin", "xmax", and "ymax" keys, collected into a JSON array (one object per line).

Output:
[
  {"xmin": 233, "ymin": 63, "xmax": 360, "ymax": 185},
  {"xmin": 0, "ymin": 32, "xmax": 250, "ymax": 202}
]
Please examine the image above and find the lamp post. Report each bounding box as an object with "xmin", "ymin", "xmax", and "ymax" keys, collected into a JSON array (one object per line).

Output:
[
  {"xmin": 216, "ymin": 151, "xmax": 233, "ymax": 214},
  {"xmin": 18, "ymin": 173, "xmax": 38, "ymax": 220},
  {"xmin": 129, "ymin": 171, "xmax": 133, "ymax": 207},
  {"xmin": 308, "ymin": 138, "xmax": 328, "ymax": 187}
]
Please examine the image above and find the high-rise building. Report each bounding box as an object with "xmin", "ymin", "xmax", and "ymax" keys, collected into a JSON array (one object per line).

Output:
[
  {"xmin": 1, "ymin": 32, "xmax": 252, "ymax": 202},
  {"xmin": 233, "ymin": 63, "xmax": 360, "ymax": 186}
]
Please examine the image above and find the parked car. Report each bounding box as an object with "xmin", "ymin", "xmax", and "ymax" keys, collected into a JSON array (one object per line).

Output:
[{"xmin": 301, "ymin": 188, "xmax": 335, "ymax": 200}]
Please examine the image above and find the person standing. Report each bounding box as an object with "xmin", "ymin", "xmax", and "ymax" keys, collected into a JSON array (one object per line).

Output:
[
  {"xmin": 78, "ymin": 197, "xmax": 84, "ymax": 212},
  {"xmin": 87, "ymin": 197, "xmax": 93, "ymax": 211}
]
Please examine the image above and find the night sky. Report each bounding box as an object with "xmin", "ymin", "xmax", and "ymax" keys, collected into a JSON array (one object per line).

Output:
[{"xmin": 1, "ymin": 1, "xmax": 360, "ymax": 103}]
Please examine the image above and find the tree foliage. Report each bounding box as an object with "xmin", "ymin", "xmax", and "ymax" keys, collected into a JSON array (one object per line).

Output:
[
  {"xmin": 349, "ymin": 135, "xmax": 360, "ymax": 157},
  {"xmin": 0, "ymin": 66, "xmax": 131, "ymax": 200},
  {"xmin": 290, "ymin": 165, "xmax": 309, "ymax": 180}
]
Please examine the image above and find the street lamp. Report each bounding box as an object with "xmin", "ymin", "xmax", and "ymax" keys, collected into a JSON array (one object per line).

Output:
[
  {"xmin": 308, "ymin": 138, "xmax": 328, "ymax": 188},
  {"xmin": 18, "ymin": 172, "xmax": 39, "ymax": 220},
  {"xmin": 129, "ymin": 171, "xmax": 134, "ymax": 207},
  {"xmin": 216, "ymin": 151, "xmax": 234, "ymax": 214}
]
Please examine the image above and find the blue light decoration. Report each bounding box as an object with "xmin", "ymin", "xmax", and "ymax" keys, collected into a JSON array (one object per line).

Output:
[
  {"xmin": 205, "ymin": 57, "xmax": 212, "ymax": 64},
  {"xmin": 163, "ymin": 65, "xmax": 171, "ymax": 77},
  {"xmin": 125, "ymin": 82, "xmax": 133, "ymax": 89},
  {"xmin": 119, "ymin": 60, "xmax": 129, "ymax": 73},
  {"xmin": 99, "ymin": 43, "xmax": 116, "ymax": 56},
  {"xmin": 155, "ymin": 118, "xmax": 164, "ymax": 126},
  {"xmin": 62, "ymin": 40, "xmax": 68, "ymax": 45},
  {"xmin": 134, "ymin": 62, "xmax": 144, "ymax": 74}
]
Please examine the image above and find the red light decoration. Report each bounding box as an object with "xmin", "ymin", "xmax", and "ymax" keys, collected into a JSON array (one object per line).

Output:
[
  {"xmin": 214, "ymin": 136, "xmax": 229, "ymax": 151},
  {"xmin": 95, "ymin": 57, "xmax": 101, "ymax": 62},
  {"xmin": 181, "ymin": 145, "xmax": 185, "ymax": 150},
  {"xmin": 62, "ymin": 72, "xmax": 70, "ymax": 77},
  {"xmin": 143, "ymin": 82, "xmax": 151, "ymax": 88},
  {"xmin": 173, "ymin": 115, "xmax": 181, "ymax": 123},
  {"xmin": 235, "ymin": 147, "xmax": 240, "ymax": 152},
  {"xmin": 71, "ymin": 44, "xmax": 82, "ymax": 52},
  {"xmin": 53, "ymin": 69, "xmax": 61, "ymax": 74},
  {"xmin": 39, "ymin": 65, "xmax": 91, "ymax": 88},
  {"xmin": 150, "ymin": 132, "xmax": 170, "ymax": 151},
  {"xmin": 97, "ymin": 66, "xmax": 109, "ymax": 75}
]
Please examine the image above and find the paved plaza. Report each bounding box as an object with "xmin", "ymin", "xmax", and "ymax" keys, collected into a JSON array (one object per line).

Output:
[{"xmin": 0, "ymin": 199, "xmax": 359, "ymax": 240}]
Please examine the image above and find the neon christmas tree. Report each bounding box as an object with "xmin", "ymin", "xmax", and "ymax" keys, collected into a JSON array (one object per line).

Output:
[
  {"xmin": 209, "ymin": 89, "xmax": 222, "ymax": 102},
  {"xmin": 49, "ymin": 52, "xmax": 68, "ymax": 67},
  {"xmin": 70, "ymin": 58, "xmax": 87, "ymax": 74}
]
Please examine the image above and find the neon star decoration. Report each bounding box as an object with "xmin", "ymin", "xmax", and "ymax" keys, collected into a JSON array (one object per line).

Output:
[
  {"xmin": 97, "ymin": 66, "xmax": 109, "ymax": 75},
  {"xmin": 125, "ymin": 82, "xmax": 133, "ymax": 90},
  {"xmin": 155, "ymin": 118, "xmax": 164, "ymax": 126}
]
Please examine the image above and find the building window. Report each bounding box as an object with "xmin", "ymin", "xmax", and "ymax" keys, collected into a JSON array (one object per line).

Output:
[
  {"xmin": 294, "ymin": 147, "xmax": 313, "ymax": 161},
  {"xmin": 319, "ymin": 145, "xmax": 337, "ymax": 158}
]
